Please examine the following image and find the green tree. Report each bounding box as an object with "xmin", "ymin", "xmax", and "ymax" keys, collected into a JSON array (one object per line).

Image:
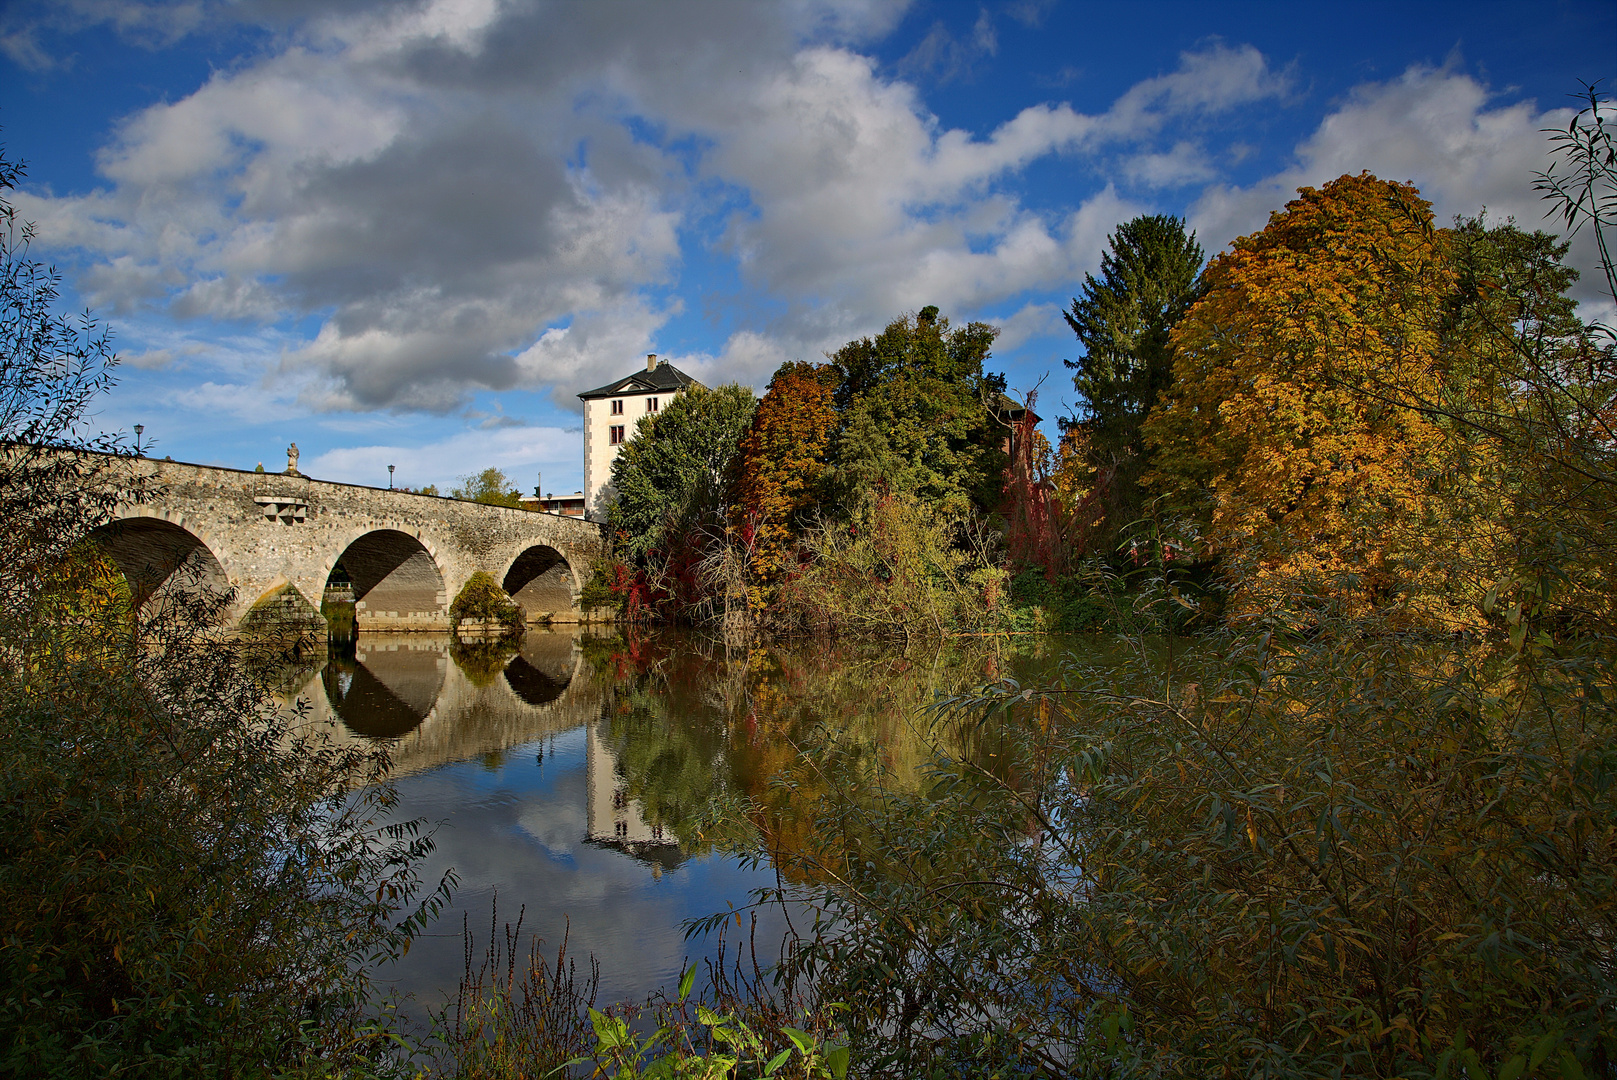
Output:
[
  {"xmin": 452, "ymin": 466, "xmax": 523, "ymax": 506},
  {"xmin": 829, "ymin": 306, "xmax": 1006, "ymax": 516},
  {"xmin": 1063, "ymin": 215, "xmax": 1204, "ymax": 538},
  {"xmin": 608, "ymin": 384, "xmax": 758, "ymax": 564}
]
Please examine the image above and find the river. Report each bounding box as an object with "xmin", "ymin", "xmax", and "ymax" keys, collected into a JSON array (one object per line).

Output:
[{"xmin": 275, "ymin": 627, "xmax": 1075, "ymax": 1019}]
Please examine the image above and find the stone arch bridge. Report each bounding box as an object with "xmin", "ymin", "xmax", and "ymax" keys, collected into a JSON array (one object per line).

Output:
[{"xmin": 88, "ymin": 455, "xmax": 609, "ymax": 632}]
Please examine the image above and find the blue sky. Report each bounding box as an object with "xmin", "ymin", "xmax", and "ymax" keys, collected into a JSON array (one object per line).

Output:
[{"xmin": 3, "ymin": 0, "xmax": 1612, "ymax": 494}]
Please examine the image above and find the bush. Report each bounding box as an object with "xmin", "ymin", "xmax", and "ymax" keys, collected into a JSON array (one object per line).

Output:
[
  {"xmin": 776, "ymin": 490, "xmax": 1004, "ymax": 640},
  {"xmin": 1, "ymin": 143, "xmax": 450, "ymax": 1076},
  {"xmin": 579, "ymin": 560, "xmax": 626, "ymax": 614},
  {"xmin": 2, "ymin": 593, "xmax": 453, "ymax": 1076},
  {"xmin": 767, "ymin": 616, "xmax": 1614, "ymax": 1077},
  {"xmin": 450, "ymin": 571, "xmax": 525, "ymax": 632}
]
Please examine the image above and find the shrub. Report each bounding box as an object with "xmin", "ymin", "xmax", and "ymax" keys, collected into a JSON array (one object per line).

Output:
[
  {"xmin": 450, "ymin": 571, "xmax": 525, "ymax": 632},
  {"xmin": 2, "ymin": 594, "xmax": 453, "ymax": 1076},
  {"xmin": 775, "ymin": 490, "xmax": 1004, "ymax": 640},
  {"xmin": 579, "ymin": 560, "xmax": 627, "ymax": 614},
  {"xmin": 1, "ymin": 142, "xmax": 450, "ymax": 1076}
]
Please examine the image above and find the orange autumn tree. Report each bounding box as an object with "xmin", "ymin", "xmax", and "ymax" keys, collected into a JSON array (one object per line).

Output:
[
  {"xmin": 732, "ymin": 361, "xmax": 840, "ymax": 595},
  {"xmin": 1145, "ymin": 172, "xmax": 1477, "ymax": 626}
]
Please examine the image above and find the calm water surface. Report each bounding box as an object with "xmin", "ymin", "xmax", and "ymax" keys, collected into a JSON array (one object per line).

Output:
[{"xmin": 277, "ymin": 628, "xmax": 1074, "ymax": 1014}]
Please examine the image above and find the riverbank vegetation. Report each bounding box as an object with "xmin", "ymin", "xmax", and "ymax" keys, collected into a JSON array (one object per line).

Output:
[
  {"xmin": 590, "ymin": 86, "xmax": 1617, "ymax": 1077},
  {"xmin": 595, "ymin": 89, "xmax": 1611, "ymax": 655},
  {"xmin": 731, "ymin": 89, "xmax": 1617, "ymax": 1076},
  {"xmin": 599, "ymin": 305, "xmax": 1015, "ymax": 632}
]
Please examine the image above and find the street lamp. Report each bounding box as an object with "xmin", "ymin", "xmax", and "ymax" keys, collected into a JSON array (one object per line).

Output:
[
  {"xmin": 388, "ymin": 464, "xmax": 395, "ymax": 489},
  {"xmin": 133, "ymin": 424, "xmax": 144, "ymax": 456}
]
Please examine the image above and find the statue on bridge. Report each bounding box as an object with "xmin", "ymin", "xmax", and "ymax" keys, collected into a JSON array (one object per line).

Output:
[{"xmin": 286, "ymin": 442, "xmax": 300, "ymax": 475}]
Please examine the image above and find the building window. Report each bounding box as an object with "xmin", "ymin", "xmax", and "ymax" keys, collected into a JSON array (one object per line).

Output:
[
  {"xmin": 611, "ymin": 399, "xmax": 624, "ymax": 414},
  {"xmin": 609, "ymin": 425, "xmax": 625, "ymax": 445},
  {"xmin": 646, "ymin": 397, "xmax": 659, "ymax": 413}
]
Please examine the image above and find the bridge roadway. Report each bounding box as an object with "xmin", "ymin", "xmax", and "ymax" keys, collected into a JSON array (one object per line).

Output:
[{"xmin": 88, "ymin": 454, "xmax": 609, "ymax": 631}]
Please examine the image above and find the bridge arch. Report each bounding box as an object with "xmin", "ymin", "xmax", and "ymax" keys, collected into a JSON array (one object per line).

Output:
[
  {"xmin": 325, "ymin": 527, "xmax": 450, "ymax": 631},
  {"xmin": 501, "ymin": 544, "xmax": 579, "ymax": 619},
  {"xmin": 90, "ymin": 510, "xmax": 232, "ymax": 615}
]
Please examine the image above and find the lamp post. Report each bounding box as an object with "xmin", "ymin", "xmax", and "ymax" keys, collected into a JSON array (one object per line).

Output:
[
  {"xmin": 388, "ymin": 464, "xmax": 395, "ymax": 489},
  {"xmin": 133, "ymin": 424, "xmax": 143, "ymax": 456}
]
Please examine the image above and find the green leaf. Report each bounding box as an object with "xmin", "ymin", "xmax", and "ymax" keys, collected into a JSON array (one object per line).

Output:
[
  {"xmin": 765, "ymin": 1048, "xmax": 792, "ymax": 1075},
  {"xmin": 589, "ymin": 1007, "xmax": 628, "ymax": 1049},
  {"xmin": 1528, "ymin": 1031, "xmax": 1559, "ymax": 1071},
  {"xmin": 826, "ymin": 1041, "xmax": 851, "ymax": 1080},
  {"xmin": 1498, "ymin": 1053, "xmax": 1526, "ymax": 1080},
  {"xmin": 781, "ymin": 1025, "xmax": 816, "ymax": 1055},
  {"xmin": 678, "ymin": 962, "xmax": 697, "ymax": 1003}
]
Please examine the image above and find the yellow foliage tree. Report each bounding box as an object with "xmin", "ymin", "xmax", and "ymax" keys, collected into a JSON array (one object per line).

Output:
[{"xmin": 1145, "ymin": 172, "xmax": 1481, "ymax": 626}]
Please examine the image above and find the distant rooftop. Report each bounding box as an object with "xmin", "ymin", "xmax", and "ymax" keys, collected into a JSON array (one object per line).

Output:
[
  {"xmin": 991, "ymin": 392, "xmax": 1040, "ymax": 424},
  {"xmin": 579, "ymin": 355, "xmax": 704, "ymax": 400}
]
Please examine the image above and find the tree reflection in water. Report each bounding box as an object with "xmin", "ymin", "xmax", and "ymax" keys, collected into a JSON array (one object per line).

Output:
[
  {"xmin": 290, "ymin": 627, "xmax": 1074, "ymax": 1009},
  {"xmin": 585, "ymin": 630, "xmax": 1075, "ymax": 880}
]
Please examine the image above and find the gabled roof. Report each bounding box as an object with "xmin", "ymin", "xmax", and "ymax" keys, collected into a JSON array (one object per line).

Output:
[{"xmin": 578, "ymin": 361, "xmax": 704, "ymax": 400}]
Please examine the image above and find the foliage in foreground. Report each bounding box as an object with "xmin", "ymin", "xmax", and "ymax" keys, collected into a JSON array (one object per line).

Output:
[
  {"xmin": 1, "ymin": 142, "xmax": 449, "ymax": 1077},
  {"xmin": 769, "ymin": 621, "xmax": 1614, "ymax": 1077},
  {"xmin": 575, "ymin": 963, "xmax": 848, "ymax": 1080},
  {"xmin": 424, "ymin": 908, "xmax": 847, "ymax": 1080},
  {"xmin": 3, "ymin": 590, "xmax": 451, "ymax": 1077}
]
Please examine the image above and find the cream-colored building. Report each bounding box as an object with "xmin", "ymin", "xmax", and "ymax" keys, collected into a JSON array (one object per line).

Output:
[{"xmin": 577, "ymin": 354, "xmax": 704, "ymax": 521}]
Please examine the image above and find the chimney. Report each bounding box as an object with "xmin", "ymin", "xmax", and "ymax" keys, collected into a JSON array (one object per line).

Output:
[{"xmin": 646, "ymin": 353, "xmax": 657, "ymax": 371}]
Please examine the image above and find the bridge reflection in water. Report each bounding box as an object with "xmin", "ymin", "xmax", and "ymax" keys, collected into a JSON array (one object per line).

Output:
[
  {"xmin": 276, "ymin": 629, "xmax": 763, "ymax": 1010},
  {"xmin": 289, "ymin": 629, "xmax": 677, "ymax": 850}
]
